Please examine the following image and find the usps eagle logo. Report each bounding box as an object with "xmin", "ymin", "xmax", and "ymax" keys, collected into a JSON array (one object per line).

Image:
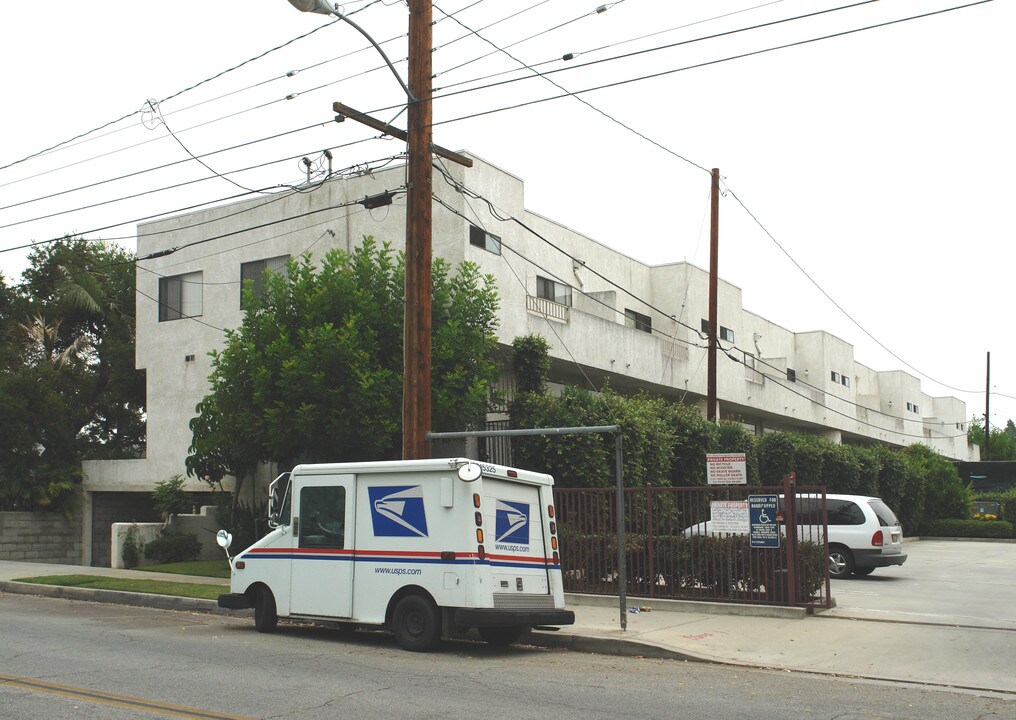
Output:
[
  {"xmin": 495, "ymin": 500, "xmax": 530, "ymax": 544},
  {"xmin": 368, "ymin": 486, "xmax": 429, "ymax": 537}
]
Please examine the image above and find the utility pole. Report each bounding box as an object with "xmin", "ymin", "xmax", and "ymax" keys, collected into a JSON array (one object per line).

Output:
[
  {"xmin": 403, "ymin": 0, "xmax": 433, "ymax": 460},
  {"xmin": 707, "ymin": 168, "xmax": 720, "ymax": 422},
  {"xmin": 985, "ymin": 351, "xmax": 991, "ymax": 460}
]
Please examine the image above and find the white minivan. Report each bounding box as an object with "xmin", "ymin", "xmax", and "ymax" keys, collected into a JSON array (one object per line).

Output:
[
  {"xmin": 687, "ymin": 493, "xmax": 907, "ymax": 580},
  {"xmin": 814, "ymin": 494, "xmax": 907, "ymax": 579}
]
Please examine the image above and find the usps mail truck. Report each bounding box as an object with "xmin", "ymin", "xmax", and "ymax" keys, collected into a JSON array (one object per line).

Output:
[{"xmin": 217, "ymin": 458, "xmax": 574, "ymax": 651}]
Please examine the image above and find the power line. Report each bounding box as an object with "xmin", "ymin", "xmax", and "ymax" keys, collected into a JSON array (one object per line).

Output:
[
  {"xmin": 425, "ymin": 0, "xmax": 993, "ymax": 129},
  {"xmin": 723, "ymin": 183, "xmax": 984, "ymax": 396},
  {"xmin": 0, "ymin": 14, "xmax": 351, "ymax": 175},
  {"xmin": 0, "ymin": 136, "xmax": 396, "ymax": 257},
  {"xmin": 431, "ymin": 0, "xmax": 790, "ymax": 94}
]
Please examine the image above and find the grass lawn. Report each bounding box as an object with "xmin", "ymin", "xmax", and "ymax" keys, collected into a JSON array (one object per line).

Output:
[
  {"xmin": 136, "ymin": 560, "xmax": 231, "ymax": 578},
  {"xmin": 14, "ymin": 575, "xmax": 224, "ymax": 601}
]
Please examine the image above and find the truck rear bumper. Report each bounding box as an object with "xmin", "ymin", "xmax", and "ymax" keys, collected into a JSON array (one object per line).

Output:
[
  {"xmin": 454, "ymin": 608, "xmax": 575, "ymax": 628},
  {"xmin": 218, "ymin": 593, "xmax": 252, "ymax": 610}
]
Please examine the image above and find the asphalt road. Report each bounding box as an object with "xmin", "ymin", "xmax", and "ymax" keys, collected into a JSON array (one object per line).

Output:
[{"xmin": 1, "ymin": 594, "xmax": 1013, "ymax": 720}]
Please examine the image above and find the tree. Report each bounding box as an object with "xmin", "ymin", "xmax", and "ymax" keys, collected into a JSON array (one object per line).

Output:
[
  {"xmin": 968, "ymin": 419, "xmax": 1016, "ymax": 461},
  {"xmin": 903, "ymin": 444, "xmax": 971, "ymax": 527},
  {"xmin": 0, "ymin": 238, "xmax": 144, "ymax": 514},
  {"xmin": 186, "ymin": 238, "xmax": 500, "ymax": 490}
]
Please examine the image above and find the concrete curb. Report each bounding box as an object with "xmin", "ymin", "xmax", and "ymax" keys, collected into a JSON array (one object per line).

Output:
[
  {"xmin": 0, "ymin": 580, "xmax": 245, "ymax": 617},
  {"xmin": 525, "ymin": 629, "xmax": 707, "ymax": 662},
  {"xmin": 565, "ymin": 592, "xmax": 811, "ymax": 619}
]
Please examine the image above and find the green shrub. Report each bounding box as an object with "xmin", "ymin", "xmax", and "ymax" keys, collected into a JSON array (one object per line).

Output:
[
  {"xmin": 144, "ymin": 531, "xmax": 201, "ymax": 564},
  {"xmin": 921, "ymin": 518, "xmax": 1013, "ymax": 538},
  {"xmin": 121, "ymin": 523, "xmax": 141, "ymax": 569},
  {"xmin": 152, "ymin": 475, "xmax": 191, "ymax": 520},
  {"xmin": 975, "ymin": 489, "xmax": 1016, "ymax": 537}
]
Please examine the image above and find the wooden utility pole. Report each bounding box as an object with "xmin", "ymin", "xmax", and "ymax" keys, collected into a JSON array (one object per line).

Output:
[
  {"xmin": 985, "ymin": 351, "xmax": 991, "ymax": 460},
  {"xmin": 403, "ymin": 0, "xmax": 433, "ymax": 460},
  {"xmin": 707, "ymin": 168, "xmax": 720, "ymax": 422}
]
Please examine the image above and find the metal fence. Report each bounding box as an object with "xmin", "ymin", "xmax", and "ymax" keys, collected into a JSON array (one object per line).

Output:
[{"xmin": 554, "ymin": 485, "xmax": 831, "ymax": 609}]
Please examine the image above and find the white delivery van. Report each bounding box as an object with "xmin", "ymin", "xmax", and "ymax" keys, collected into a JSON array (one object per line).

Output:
[{"xmin": 217, "ymin": 458, "xmax": 574, "ymax": 651}]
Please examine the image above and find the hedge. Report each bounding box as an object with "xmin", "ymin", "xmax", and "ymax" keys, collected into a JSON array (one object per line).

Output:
[
  {"xmin": 920, "ymin": 519, "xmax": 1013, "ymax": 539},
  {"xmin": 144, "ymin": 531, "xmax": 202, "ymax": 564}
]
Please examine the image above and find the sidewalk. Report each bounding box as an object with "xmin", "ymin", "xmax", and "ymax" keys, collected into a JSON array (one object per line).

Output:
[{"xmin": 1, "ymin": 560, "xmax": 1013, "ymax": 695}]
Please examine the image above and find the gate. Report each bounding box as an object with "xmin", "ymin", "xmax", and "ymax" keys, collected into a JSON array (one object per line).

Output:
[{"xmin": 554, "ymin": 485, "xmax": 831, "ymax": 610}]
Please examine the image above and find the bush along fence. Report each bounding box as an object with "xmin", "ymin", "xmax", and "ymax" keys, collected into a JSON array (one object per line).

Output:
[{"xmin": 553, "ymin": 480, "xmax": 831, "ymax": 611}]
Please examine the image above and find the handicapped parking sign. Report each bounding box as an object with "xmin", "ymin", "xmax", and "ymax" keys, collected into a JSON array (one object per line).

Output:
[{"xmin": 748, "ymin": 494, "xmax": 780, "ymax": 548}]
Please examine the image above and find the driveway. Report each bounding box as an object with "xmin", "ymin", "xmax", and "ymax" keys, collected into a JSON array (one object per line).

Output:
[{"xmin": 826, "ymin": 539, "xmax": 1016, "ymax": 630}]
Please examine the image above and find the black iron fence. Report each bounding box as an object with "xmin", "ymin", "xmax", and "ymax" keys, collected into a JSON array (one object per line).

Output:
[{"xmin": 553, "ymin": 485, "xmax": 831, "ymax": 610}]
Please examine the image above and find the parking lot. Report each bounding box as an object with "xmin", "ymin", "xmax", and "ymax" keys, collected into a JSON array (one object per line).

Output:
[{"xmin": 827, "ymin": 539, "xmax": 1016, "ymax": 630}]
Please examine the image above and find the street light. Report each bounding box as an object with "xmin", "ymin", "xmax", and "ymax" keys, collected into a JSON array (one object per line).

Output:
[
  {"xmin": 286, "ymin": 0, "xmax": 413, "ymax": 101},
  {"xmin": 285, "ymin": 0, "xmax": 434, "ymax": 461}
]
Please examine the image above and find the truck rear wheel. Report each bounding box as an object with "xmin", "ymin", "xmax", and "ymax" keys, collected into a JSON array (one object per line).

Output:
[
  {"xmin": 478, "ymin": 626, "xmax": 527, "ymax": 647},
  {"xmin": 253, "ymin": 586, "xmax": 278, "ymax": 633},
  {"xmin": 392, "ymin": 594, "xmax": 440, "ymax": 652}
]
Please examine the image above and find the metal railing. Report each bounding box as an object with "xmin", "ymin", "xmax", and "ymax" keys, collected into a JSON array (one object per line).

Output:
[{"xmin": 554, "ymin": 485, "xmax": 831, "ymax": 609}]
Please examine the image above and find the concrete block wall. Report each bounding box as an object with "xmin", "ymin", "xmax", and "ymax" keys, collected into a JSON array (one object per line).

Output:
[{"xmin": 0, "ymin": 511, "xmax": 83, "ymax": 564}]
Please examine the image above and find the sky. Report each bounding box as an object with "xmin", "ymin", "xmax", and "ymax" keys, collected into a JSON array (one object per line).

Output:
[{"xmin": 0, "ymin": 0, "xmax": 1012, "ymax": 432}]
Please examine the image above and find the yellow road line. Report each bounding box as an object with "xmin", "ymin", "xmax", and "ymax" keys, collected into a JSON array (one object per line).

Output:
[{"xmin": 0, "ymin": 674, "xmax": 255, "ymax": 720}]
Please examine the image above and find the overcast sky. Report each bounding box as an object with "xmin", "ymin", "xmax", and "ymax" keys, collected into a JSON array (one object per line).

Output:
[{"xmin": 1, "ymin": 0, "xmax": 1012, "ymax": 431}]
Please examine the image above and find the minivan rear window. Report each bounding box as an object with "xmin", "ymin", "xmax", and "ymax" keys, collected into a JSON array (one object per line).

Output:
[
  {"xmin": 827, "ymin": 499, "xmax": 865, "ymax": 525},
  {"xmin": 868, "ymin": 499, "xmax": 899, "ymax": 527}
]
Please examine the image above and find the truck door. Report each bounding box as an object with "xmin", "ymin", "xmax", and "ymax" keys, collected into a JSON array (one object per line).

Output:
[
  {"xmin": 290, "ymin": 474, "xmax": 355, "ymax": 618},
  {"xmin": 484, "ymin": 479, "xmax": 551, "ymax": 601}
]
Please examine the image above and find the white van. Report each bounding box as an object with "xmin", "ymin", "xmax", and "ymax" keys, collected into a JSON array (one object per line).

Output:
[
  {"xmin": 217, "ymin": 458, "xmax": 574, "ymax": 651},
  {"xmin": 813, "ymin": 494, "xmax": 907, "ymax": 579},
  {"xmin": 686, "ymin": 493, "xmax": 907, "ymax": 580}
]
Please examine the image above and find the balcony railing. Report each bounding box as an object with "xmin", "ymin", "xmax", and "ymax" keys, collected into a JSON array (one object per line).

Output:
[{"xmin": 526, "ymin": 294, "xmax": 569, "ymax": 322}]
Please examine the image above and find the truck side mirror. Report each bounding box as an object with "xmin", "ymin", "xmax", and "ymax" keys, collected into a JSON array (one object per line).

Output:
[
  {"xmin": 457, "ymin": 463, "xmax": 482, "ymax": 482},
  {"xmin": 216, "ymin": 529, "xmax": 233, "ymax": 551}
]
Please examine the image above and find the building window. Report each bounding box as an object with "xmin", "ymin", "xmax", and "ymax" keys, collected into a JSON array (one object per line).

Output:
[
  {"xmin": 469, "ymin": 225, "xmax": 501, "ymax": 255},
  {"xmin": 701, "ymin": 319, "xmax": 734, "ymax": 342},
  {"xmin": 536, "ymin": 276, "xmax": 572, "ymax": 307},
  {"xmin": 158, "ymin": 271, "xmax": 202, "ymax": 321},
  {"xmin": 913, "ymin": 404, "xmax": 919, "ymax": 414},
  {"xmin": 624, "ymin": 309, "xmax": 652, "ymax": 334},
  {"xmin": 842, "ymin": 376, "xmax": 850, "ymax": 387},
  {"xmin": 831, "ymin": 371, "xmax": 840, "ymax": 383},
  {"xmin": 241, "ymin": 255, "xmax": 289, "ymax": 307}
]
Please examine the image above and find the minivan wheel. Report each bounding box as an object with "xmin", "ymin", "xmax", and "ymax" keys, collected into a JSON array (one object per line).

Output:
[
  {"xmin": 829, "ymin": 546, "xmax": 855, "ymax": 579},
  {"xmin": 392, "ymin": 594, "xmax": 441, "ymax": 652}
]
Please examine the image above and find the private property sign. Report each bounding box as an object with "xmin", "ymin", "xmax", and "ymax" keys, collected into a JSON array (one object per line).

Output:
[{"xmin": 706, "ymin": 453, "xmax": 747, "ymax": 485}]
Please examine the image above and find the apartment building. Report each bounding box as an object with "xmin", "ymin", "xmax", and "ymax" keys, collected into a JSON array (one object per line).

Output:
[{"xmin": 80, "ymin": 153, "xmax": 973, "ymax": 562}]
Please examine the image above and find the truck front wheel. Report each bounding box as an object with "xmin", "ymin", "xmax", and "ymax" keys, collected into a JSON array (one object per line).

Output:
[
  {"xmin": 253, "ymin": 586, "xmax": 278, "ymax": 633},
  {"xmin": 392, "ymin": 594, "xmax": 440, "ymax": 652}
]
